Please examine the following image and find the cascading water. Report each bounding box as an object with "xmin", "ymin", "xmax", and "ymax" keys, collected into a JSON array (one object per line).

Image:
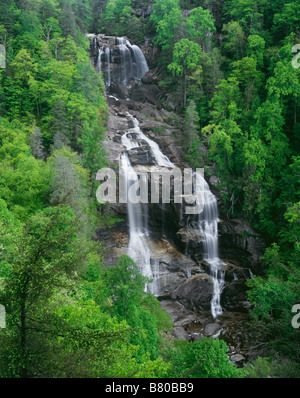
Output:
[
  {"xmin": 127, "ymin": 115, "xmax": 175, "ymax": 168},
  {"xmin": 116, "ymin": 37, "xmax": 130, "ymax": 86},
  {"xmin": 105, "ymin": 47, "xmax": 111, "ymax": 87},
  {"xmin": 116, "ymin": 37, "xmax": 149, "ymax": 85},
  {"xmin": 96, "ymin": 47, "xmax": 103, "ymax": 74},
  {"xmin": 121, "ymin": 114, "xmax": 225, "ymax": 315},
  {"xmin": 120, "ymin": 114, "xmax": 170, "ymax": 295},
  {"xmin": 195, "ymin": 174, "xmax": 225, "ymax": 318},
  {"xmin": 93, "ymin": 35, "xmax": 225, "ymax": 317},
  {"xmin": 92, "ymin": 36, "xmax": 149, "ymax": 87},
  {"xmin": 130, "ymin": 43, "xmax": 149, "ymax": 82}
]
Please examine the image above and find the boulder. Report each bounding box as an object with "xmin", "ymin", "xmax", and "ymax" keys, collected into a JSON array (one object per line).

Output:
[
  {"xmin": 109, "ymin": 82, "xmax": 129, "ymax": 100},
  {"xmin": 141, "ymin": 70, "xmax": 157, "ymax": 85},
  {"xmin": 129, "ymin": 84, "xmax": 162, "ymax": 107},
  {"xmin": 172, "ymin": 326, "xmax": 190, "ymax": 340},
  {"xmin": 204, "ymin": 322, "xmax": 222, "ymax": 336},
  {"xmin": 160, "ymin": 300, "xmax": 200, "ymax": 328},
  {"xmin": 171, "ymin": 274, "xmax": 213, "ymax": 312},
  {"xmin": 128, "ymin": 145, "xmax": 156, "ymax": 165},
  {"xmin": 175, "ymin": 227, "xmax": 204, "ymax": 257},
  {"xmin": 230, "ymin": 353, "xmax": 246, "ymax": 364},
  {"xmin": 176, "ymin": 227, "xmax": 203, "ymax": 244},
  {"xmin": 221, "ymin": 280, "xmax": 249, "ymax": 312}
]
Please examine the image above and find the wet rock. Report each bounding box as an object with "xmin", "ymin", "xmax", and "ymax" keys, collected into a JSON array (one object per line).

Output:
[
  {"xmin": 176, "ymin": 227, "xmax": 203, "ymax": 244},
  {"xmin": 219, "ymin": 219, "xmax": 265, "ymax": 274},
  {"xmin": 160, "ymin": 300, "xmax": 199, "ymax": 328},
  {"xmin": 130, "ymin": 84, "xmax": 162, "ymax": 107},
  {"xmin": 221, "ymin": 280, "xmax": 249, "ymax": 312},
  {"xmin": 221, "ymin": 260, "xmax": 254, "ymax": 283},
  {"xmin": 230, "ymin": 353, "xmax": 246, "ymax": 364},
  {"xmin": 175, "ymin": 227, "xmax": 204, "ymax": 257},
  {"xmin": 172, "ymin": 326, "xmax": 190, "ymax": 340},
  {"xmin": 107, "ymin": 95, "xmax": 120, "ymax": 106},
  {"xmin": 107, "ymin": 113, "xmax": 129, "ymax": 129},
  {"xmin": 109, "ymin": 82, "xmax": 129, "ymax": 100},
  {"xmin": 171, "ymin": 274, "xmax": 213, "ymax": 312},
  {"xmin": 102, "ymin": 139, "xmax": 125, "ymax": 165},
  {"xmin": 128, "ymin": 145, "xmax": 156, "ymax": 165},
  {"xmin": 204, "ymin": 322, "xmax": 222, "ymax": 336},
  {"xmin": 190, "ymin": 333, "xmax": 202, "ymax": 341}
]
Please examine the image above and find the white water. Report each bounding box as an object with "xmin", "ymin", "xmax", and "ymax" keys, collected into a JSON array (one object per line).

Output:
[
  {"xmin": 195, "ymin": 173, "xmax": 225, "ymax": 318},
  {"xmin": 126, "ymin": 113, "xmax": 175, "ymax": 168},
  {"xmin": 94, "ymin": 37, "xmax": 149, "ymax": 86},
  {"xmin": 105, "ymin": 47, "xmax": 111, "ymax": 87},
  {"xmin": 116, "ymin": 37, "xmax": 149, "ymax": 85},
  {"xmin": 96, "ymin": 48, "xmax": 103, "ymax": 74},
  {"xmin": 121, "ymin": 113, "xmax": 225, "ymax": 313},
  {"xmin": 131, "ymin": 44, "xmax": 149, "ymax": 81},
  {"xmin": 121, "ymin": 115, "xmax": 160, "ymax": 294}
]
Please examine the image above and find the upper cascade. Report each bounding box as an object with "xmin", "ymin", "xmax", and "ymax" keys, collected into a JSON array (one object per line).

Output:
[{"xmin": 87, "ymin": 34, "xmax": 149, "ymax": 87}]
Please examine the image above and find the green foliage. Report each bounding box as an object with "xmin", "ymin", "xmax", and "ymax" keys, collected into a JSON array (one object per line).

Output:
[
  {"xmin": 150, "ymin": 0, "xmax": 180, "ymax": 29},
  {"xmin": 247, "ymin": 34, "xmax": 265, "ymax": 67},
  {"xmin": 168, "ymin": 39, "xmax": 202, "ymax": 106},
  {"xmin": 222, "ymin": 21, "xmax": 246, "ymax": 60},
  {"xmin": 96, "ymin": 255, "xmax": 170, "ymax": 362},
  {"xmin": 165, "ymin": 338, "xmax": 245, "ymax": 378},
  {"xmin": 154, "ymin": 8, "xmax": 184, "ymax": 52},
  {"xmin": 183, "ymin": 100, "xmax": 200, "ymax": 148},
  {"xmin": 101, "ymin": 0, "xmax": 144, "ymax": 41},
  {"xmin": 225, "ymin": 0, "xmax": 264, "ymax": 34},
  {"xmin": 246, "ymin": 275, "xmax": 300, "ymax": 362},
  {"xmin": 244, "ymin": 356, "xmax": 299, "ymax": 378},
  {"xmin": 185, "ymin": 6, "xmax": 216, "ymax": 49}
]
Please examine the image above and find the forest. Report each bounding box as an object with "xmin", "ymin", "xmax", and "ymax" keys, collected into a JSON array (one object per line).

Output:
[{"xmin": 0, "ymin": 0, "xmax": 299, "ymax": 379}]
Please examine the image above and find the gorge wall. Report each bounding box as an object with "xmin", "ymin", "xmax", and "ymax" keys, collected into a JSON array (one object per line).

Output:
[{"xmin": 89, "ymin": 34, "xmax": 266, "ymax": 365}]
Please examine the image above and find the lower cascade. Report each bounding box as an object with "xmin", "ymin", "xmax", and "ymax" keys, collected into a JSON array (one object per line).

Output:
[
  {"xmin": 195, "ymin": 176, "xmax": 225, "ymax": 318},
  {"xmin": 120, "ymin": 113, "xmax": 174, "ymax": 295},
  {"xmin": 120, "ymin": 113, "xmax": 225, "ymax": 317}
]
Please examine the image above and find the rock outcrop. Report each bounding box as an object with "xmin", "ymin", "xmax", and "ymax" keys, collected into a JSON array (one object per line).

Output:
[{"xmin": 219, "ymin": 219, "xmax": 265, "ymax": 274}]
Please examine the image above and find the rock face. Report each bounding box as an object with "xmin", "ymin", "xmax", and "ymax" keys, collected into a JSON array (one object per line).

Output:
[
  {"xmin": 171, "ymin": 274, "xmax": 213, "ymax": 312},
  {"xmin": 219, "ymin": 219, "xmax": 265, "ymax": 274}
]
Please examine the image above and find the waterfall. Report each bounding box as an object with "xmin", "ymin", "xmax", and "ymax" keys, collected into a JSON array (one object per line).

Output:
[
  {"xmin": 195, "ymin": 173, "xmax": 225, "ymax": 318},
  {"xmin": 105, "ymin": 47, "xmax": 111, "ymax": 87},
  {"xmin": 116, "ymin": 37, "xmax": 131, "ymax": 85},
  {"xmin": 121, "ymin": 114, "xmax": 161, "ymax": 295},
  {"xmin": 93, "ymin": 37, "xmax": 97, "ymax": 52},
  {"xmin": 93, "ymin": 35, "xmax": 225, "ymax": 317},
  {"xmin": 93, "ymin": 36, "xmax": 149, "ymax": 86},
  {"xmin": 116, "ymin": 37, "xmax": 149, "ymax": 85},
  {"xmin": 127, "ymin": 114, "xmax": 175, "ymax": 168},
  {"xmin": 96, "ymin": 48, "xmax": 103, "ymax": 74},
  {"xmin": 121, "ymin": 113, "xmax": 225, "ymax": 315},
  {"xmin": 131, "ymin": 44, "xmax": 149, "ymax": 81}
]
